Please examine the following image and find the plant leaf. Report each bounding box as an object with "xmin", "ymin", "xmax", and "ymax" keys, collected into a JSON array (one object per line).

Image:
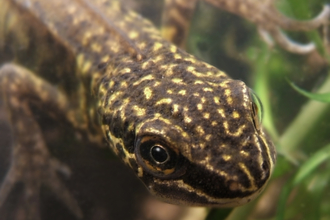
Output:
[
  {"xmin": 288, "ymin": 80, "xmax": 330, "ymax": 103},
  {"xmin": 292, "ymin": 143, "xmax": 330, "ymax": 185}
]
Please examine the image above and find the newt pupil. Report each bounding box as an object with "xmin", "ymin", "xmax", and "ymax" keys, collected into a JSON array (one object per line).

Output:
[{"xmin": 151, "ymin": 145, "xmax": 169, "ymax": 164}]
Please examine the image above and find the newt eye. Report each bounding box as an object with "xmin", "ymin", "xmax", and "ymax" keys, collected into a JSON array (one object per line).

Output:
[
  {"xmin": 150, "ymin": 145, "xmax": 169, "ymax": 164},
  {"xmin": 249, "ymin": 89, "xmax": 263, "ymax": 131},
  {"xmin": 135, "ymin": 136, "xmax": 183, "ymax": 178}
]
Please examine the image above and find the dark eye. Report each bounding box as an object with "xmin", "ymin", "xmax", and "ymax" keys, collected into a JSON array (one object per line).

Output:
[
  {"xmin": 249, "ymin": 89, "xmax": 263, "ymax": 131},
  {"xmin": 135, "ymin": 136, "xmax": 185, "ymax": 178},
  {"xmin": 150, "ymin": 145, "xmax": 169, "ymax": 164}
]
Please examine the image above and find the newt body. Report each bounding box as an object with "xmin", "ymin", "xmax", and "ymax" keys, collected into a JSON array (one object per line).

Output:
[{"xmin": 0, "ymin": 0, "xmax": 327, "ymax": 219}]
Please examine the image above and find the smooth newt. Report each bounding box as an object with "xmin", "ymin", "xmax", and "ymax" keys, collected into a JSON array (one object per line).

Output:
[{"xmin": 0, "ymin": 0, "xmax": 328, "ymax": 219}]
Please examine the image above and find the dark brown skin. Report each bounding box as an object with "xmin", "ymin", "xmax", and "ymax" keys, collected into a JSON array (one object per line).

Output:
[{"xmin": 0, "ymin": 0, "xmax": 327, "ymax": 219}]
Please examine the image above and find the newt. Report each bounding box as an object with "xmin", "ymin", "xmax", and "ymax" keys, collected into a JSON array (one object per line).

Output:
[{"xmin": 0, "ymin": 0, "xmax": 328, "ymax": 219}]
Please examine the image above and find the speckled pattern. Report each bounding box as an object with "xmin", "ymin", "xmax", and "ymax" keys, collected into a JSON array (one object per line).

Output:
[{"xmin": 0, "ymin": 0, "xmax": 276, "ymax": 217}]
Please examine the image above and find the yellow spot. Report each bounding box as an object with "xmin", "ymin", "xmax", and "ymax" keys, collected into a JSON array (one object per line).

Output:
[
  {"xmin": 172, "ymin": 78, "xmax": 184, "ymax": 84},
  {"xmin": 225, "ymin": 89, "xmax": 231, "ymax": 96},
  {"xmin": 137, "ymin": 167, "xmax": 143, "ymax": 177},
  {"xmin": 194, "ymin": 80, "xmax": 204, "ymax": 85},
  {"xmin": 159, "ymin": 64, "xmax": 168, "ymax": 70},
  {"xmin": 187, "ymin": 66, "xmax": 195, "ymax": 72},
  {"xmin": 120, "ymin": 81, "xmax": 128, "ymax": 88},
  {"xmin": 144, "ymin": 87, "xmax": 153, "ymax": 100},
  {"xmin": 133, "ymin": 105, "xmax": 146, "ymax": 116},
  {"xmin": 227, "ymin": 97, "xmax": 233, "ymax": 104},
  {"xmin": 227, "ymin": 97, "xmax": 233, "ymax": 105},
  {"xmin": 138, "ymin": 42, "xmax": 147, "ymax": 49},
  {"xmin": 170, "ymin": 45, "xmax": 177, "ymax": 53},
  {"xmin": 122, "ymin": 68, "xmax": 131, "ymax": 73},
  {"xmin": 215, "ymin": 71, "xmax": 225, "ymax": 77},
  {"xmin": 129, "ymin": 31, "xmax": 139, "ymax": 39},
  {"xmin": 197, "ymin": 104, "xmax": 203, "ymax": 110},
  {"xmin": 109, "ymin": 44, "xmax": 119, "ymax": 53},
  {"xmin": 160, "ymin": 118, "xmax": 172, "ymax": 125},
  {"xmin": 91, "ymin": 43, "xmax": 102, "ymax": 53},
  {"xmin": 184, "ymin": 116, "xmax": 192, "ymax": 123},
  {"xmin": 222, "ymin": 155, "xmax": 231, "ymax": 161},
  {"xmin": 205, "ymin": 134, "xmax": 212, "ymax": 141},
  {"xmin": 195, "ymin": 126, "xmax": 205, "ymax": 135},
  {"xmin": 133, "ymin": 75, "xmax": 154, "ymax": 86},
  {"xmin": 173, "ymin": 125, "xmax": 187, "ymax": 137},
  {"xmin": 174, "ymin": 53, "xmax": 182, "ymax": 59},
  {"xmin": 233, "ymin": 111, "xmax": 240, "ymax": 118},
  {"xmin": 119, "ymin": 105, "xmax": 127, "ymax": 120},
  {"xmin": 165, "ymin": 67, "xmax": 174, "ymax": 76},
  {"xmin": 167, "ymin": 90, "xmax": 173, "ymax": 94},
  {"xmin": 193, "ymin": 93, "xmax": 200, "ymax": 97},
  {"xmin": 203, "ymin": 88, "xmax": 213, "ymax": 92},
  {"xmin": 76, "ymin": 53, "xmax": 84, "ymax": 67},
  {"xmin": 82, "ymin": 32, "xmax": 93, "ymax": 45},
  {"xmin": 153, "ymin": 42, "xmax": 163, "ymax": 51},
  {"xmin": 107, "ymin": 91, "xmax": 123, "ymax": 106},
  {"xmin": 203, "ymin": 113, "xmax": 210, "ymax": 119},
  {"xmin": 172, "ymin": 104, "xmax": 179, "ymax": 113},
  {"xmin": 223, "ymin": 121, "xmax": 246, "ymax": 136},
  {"xmin": 220, "ymin": 81, "xmax": 229, "ymax": 87},
  {"xmin": 211, "ymin": 121, "xmax": 217, "ymax": 126},
  {"xmin": 156, "ymin": 98, "xmax": 172, "ymax": 105},
  {"xmin": 128, "ymin": 123, "xmax": 134, "ymax": 131},
  {"xmin": 153, "ymin": 55, "xmax": 163, "ymax": 63},
  {"xmin": 101, "ymin": 55, "xmax": 110, "ymax": 63},
  {"xmin": 178, "ymin": 90, "xmax": 186, "ymax": 95},
  {"xmin": 141, "ymin": 61, "xmax": 149, "ymax": 69},
  {"xmin": 223, "ymin": 121, "xmax": 229, "ymax": 130},
  {"xmin": 218, "ymin": 109, "xmax": 225, "ymax": 117},
  {"xmin": 184, "ymin": 57, "xmax": 196, "ymax": 63},
  {"xmin": 240, "ymin": 150, "xmax": 249, "ymax": 157},
  {"xmin": 98, "ymin": 86, "xmax": 106, "ymax": 98},
  {"xmin": 201, "ymin": 97, "xmax": 206, "ymax": 103},
  {"xmin": 109, "ymin": 80, "xmax": 115, "ymax": 89},
  {"xmin": 82, "ymin": 61, "xmax": 92, "ymax": 73},
  {"xmin": 214, "ymin": 97, "xmax": 220, "ymax": 104}
]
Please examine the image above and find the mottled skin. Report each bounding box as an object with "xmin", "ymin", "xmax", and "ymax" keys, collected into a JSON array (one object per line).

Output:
[
  {"xmin": 98, "ymin": 43, "xmax": 275, "ymax": 206},
  {"xmin": 0, "ymin": 0, "xmax": 326, "ymax": 219}
]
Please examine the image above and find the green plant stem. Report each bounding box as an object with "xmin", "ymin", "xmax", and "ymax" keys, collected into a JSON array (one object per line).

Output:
[{"xmin": 253, "ymin": 47, "xmax": 280, "ymax": 142}]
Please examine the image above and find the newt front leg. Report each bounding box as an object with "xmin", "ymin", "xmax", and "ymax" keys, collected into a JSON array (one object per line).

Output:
[{"xmin": 0, "ymin": 64, "xmax": 83, "ymax": 220}]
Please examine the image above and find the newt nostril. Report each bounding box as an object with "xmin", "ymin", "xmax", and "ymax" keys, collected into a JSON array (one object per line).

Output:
[{"xmin": 262, "ymin": 161, "xmax": 268, "ymax": 170}]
